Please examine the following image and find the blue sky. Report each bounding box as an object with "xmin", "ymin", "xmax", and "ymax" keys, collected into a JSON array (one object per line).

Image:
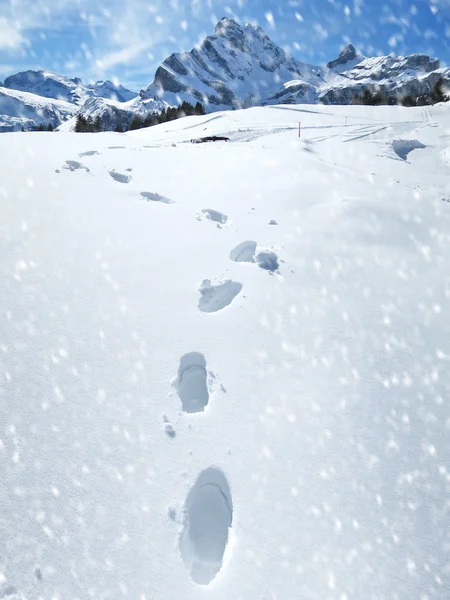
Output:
[{"xmin": 1, "ymin": 0, "xmax": 450, "ymax": 91}]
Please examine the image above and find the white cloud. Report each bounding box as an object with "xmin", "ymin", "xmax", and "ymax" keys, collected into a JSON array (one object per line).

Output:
[
  {"xmin": 95, "ymin": 42, "xmax": 152, "ymax": 70},
  {"xmin": 0, "ymin": 17, "xmax": 26, "ymax": 50}
]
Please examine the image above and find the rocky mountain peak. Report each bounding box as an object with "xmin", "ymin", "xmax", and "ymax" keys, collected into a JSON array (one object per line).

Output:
[{"xmin": 327, "ymin": 44, "xmax": 358, "ymax": 69}]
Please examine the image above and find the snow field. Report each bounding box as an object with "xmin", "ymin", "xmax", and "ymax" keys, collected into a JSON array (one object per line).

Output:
[{"xmin": 1, "ymin": 103, "xmax": 450, "ymax": 599}]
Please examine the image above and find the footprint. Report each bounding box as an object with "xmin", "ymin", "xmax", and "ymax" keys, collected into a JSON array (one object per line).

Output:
[
  {"xmin": 141, "ymin": 191, "xmax": 175, "ymax": 204},
  {"xmin": 229, "ymin": 240, "xmax": 257, "ymax": 263},
  {"xmin": 268, "ymin": 219, "xmax": 278, "ymax": 225},
  {"xmin": 78, "ymin": 150, "xmax": 99, "ymax": 157},
  {"xmin": 179, "ymin": 467, "xmax": 233, "ymax": 586},
  {"xmin": 0, "ymin": 584, "xmax": 24, "ymax": 599},
  {"xmin": 175, "ymin": 352, "xmax": 209, "ymax": 413},
  {"xmin": 109, "ymin": 170, "xmax": 131, "ymax": 184},
  {"xmin": 198, "ymin": 279, "xmax": 242, "ymax": 313},
  {"xmin": 255, "ymin": 250, "xmax": 279, "ymax": 272},
  {"xmin": 63, "ymin": 160, "xmax": 89, "ymax": 172},
  {"xmin": 163, "ymin": 415, "xmax": 176, "ymax": 437},
  {"xmin": 108, "ymin": 146, "xmax": 126, "ymax": 149},
  {"xmin": 200, "ymin": 209, "xmax": 228, "ymax": 225}
]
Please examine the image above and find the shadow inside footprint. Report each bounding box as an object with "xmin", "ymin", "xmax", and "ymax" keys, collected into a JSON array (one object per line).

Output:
[
  {"xmin": 63, "ymin": 160, "xmax": 89, "ymax": 172},
  {"xmin": 230, "ymin": 241, "xmax": 257, "ymax": 263},
  {"xmin": 176, "ymin": 352, "xmax": 209, "ymax": 413},
  {"xmin": 179, "ymin": 467, "xmax": 233, "ymax": 585},
  {"xmin": 255, "ymin": 250, "xmax": 279, "ymax": 272},
  {"xmin": 201, "ymin": 209, "xmax": 228, "ymax": 225},
  {"xmin": 79, "ymin": 150, "xmax": 99, "ymax": 157},
  {"xmin": 109, "ymin": 170, "xmax": 131, "ymax": 184},
  {"xmin": 198, "ymin": 279, "xmax": 242, "ymax": 313},
  {"xmin": 141, "ymin": 191, "xmax": 175, "ymax": 204}
]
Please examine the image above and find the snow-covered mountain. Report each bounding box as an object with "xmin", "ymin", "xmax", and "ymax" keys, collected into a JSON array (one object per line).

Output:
[
  {"xmin": 321, "ymin": 52, "xmax": 447, "ymax": 104},
  {"xmin": 139, "ymin": 18, "xmax": 449, "ymax": 111},
  {"xmin": 140, "ymin": 17, "xmax": 325, "ymax": 110},
  {"xmin": 58, "ymin": 95, "xmax": 169, "ymax": 132},
  {"xmin": 0, "ymin": 70, "xmax": 138, "ymax": 130},
  {"xmin": 1, "ymin": 18, "xmax": 449, "ymax": 132},
  {"xmin": 0, "ymin": 86, "xmax": 76, "ymax": 131},
  {"xmin": 3, "ymin": 70, "xmax": 138, "ymax": 104}
]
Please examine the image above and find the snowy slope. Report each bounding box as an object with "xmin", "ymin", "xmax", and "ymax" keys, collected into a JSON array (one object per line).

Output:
[
  {"xmin": 0, "ymin": 86, "xmax": 76, "ymax": 131},
  {"xmin": 1, "ymin": 104, "xmax": 450, "ymax": 599}
]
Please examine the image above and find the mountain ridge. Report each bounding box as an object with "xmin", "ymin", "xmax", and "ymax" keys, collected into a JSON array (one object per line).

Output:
[{"xmin": 1, "ymin": 17, "xmax": 449, "ymax": 131}]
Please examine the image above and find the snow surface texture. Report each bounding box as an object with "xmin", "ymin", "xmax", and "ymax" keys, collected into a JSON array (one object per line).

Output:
[{"xmin": 1, "ymin": 104, "xmax": 450, "ymax": 599}]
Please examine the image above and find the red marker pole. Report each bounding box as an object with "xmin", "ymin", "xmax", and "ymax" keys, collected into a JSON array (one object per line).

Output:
[{"xmin": 298, "ymin": 121, "xmax": 301, "ymax": 138}]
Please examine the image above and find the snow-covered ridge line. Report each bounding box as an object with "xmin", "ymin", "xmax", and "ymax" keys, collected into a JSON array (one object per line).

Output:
[{"xmin": 1, "ymin": 17, "xmax": 448, "ymax": 132}]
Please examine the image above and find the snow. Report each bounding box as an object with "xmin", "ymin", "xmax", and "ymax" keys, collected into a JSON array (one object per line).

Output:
[
  {"xmin": 0, "ymin": 86, "xmax": 76, "ymax": 131},
  {"xmin": 1, "ymin": 103, "xmax": 450, "ymax": 599}
]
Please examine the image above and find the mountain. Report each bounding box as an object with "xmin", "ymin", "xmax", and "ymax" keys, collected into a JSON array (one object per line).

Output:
[
  {"xmin": 1, "ymin": 70, "xmax": 139, "ymax": 131},
  {"xmin": 320, "ymin": 53, "xmax": 448, "ymax": 104},
  {"xmin": 326, "ymin": 43, "xmax": 364, "ymax": 71},
  {"xmin": 58, "ymin": 95, "xmax": 168, "ymax": 132},
  {"xmin": 3, "ymin": 70, "xmax": 138, "ymax": 105},
  {"xmin": 87, "ymin": 80, "xmax": 138, "ymax": 102},
  {"xmin": 0, "ymin": 86, "xmax": 76, "ymax": 131},
  {"xmin": 140, "ymin": 17, "xmax": 325, "ymax": 110},
  {"xmin": 140, "ymin": 19, "xmax": 449, "ymax": 112},
  {"xmin": 1, "ymin": 19, "xmax": 449, "ymax": 132},
  {"xmin": 3, "ymin": 70, "xmax": 87, "ymax": 104}
]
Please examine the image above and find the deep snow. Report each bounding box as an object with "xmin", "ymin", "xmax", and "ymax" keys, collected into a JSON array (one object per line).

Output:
[{"xmin": 1, "ymin": 103, "xmax": 450, "ymax": 599}]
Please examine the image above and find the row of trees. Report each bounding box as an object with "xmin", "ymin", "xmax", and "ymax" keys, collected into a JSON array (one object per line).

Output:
[
  {"xmin": 21, "ymin": 123, "xmax": 54, "ymax": 131},
  {"xmin": 351, "ymin": 78, "xmax": 449, "ymax": 107},
  {"xmin": 128, "ymin": 101, "xmax": 205, "ymax": 130},
  {"xmin": 74, "ymin": 101, "xmax": 206, "ymax": 133},
  {"xmin": 74, "ymin": 115, "xmax": 104, "ymax": 133}
]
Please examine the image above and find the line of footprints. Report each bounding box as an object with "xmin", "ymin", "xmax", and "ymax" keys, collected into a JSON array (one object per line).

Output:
[
  {"xmin": 169, "ymin": 229, "xmax": 279, "ymax": 585},
  {"xmin": 60, "ymin": 153, "xmax": 280, "ymax": 586}
]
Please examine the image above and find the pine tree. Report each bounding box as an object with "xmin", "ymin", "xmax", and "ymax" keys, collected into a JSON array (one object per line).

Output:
[
  {"xmin": 130, "ymin": 115, "xmax": 144, "ymax": 130},
  {"xmin": 37, "ymin": 123, "xmax": 45, "ymax": 131},
  {"xmin": 94, "ymin": 116, "xmax": 102, "ymax": 132},
  {"xmin": 75, "ymin": 114, "xmax": 89, "ymax": 132},
  {"xmin": 47, "ymin": 123, "xmax": 54, "ymax": 131},
  {"xmin": 115, "ymin": 122, "xmax": 124, "ymax": 133},
  {"xmin": 86, "ymin": 116, "xmax": 95, "ymax": 132},
  {"xmin": 194, "ymin": 102, "xmax": 205, "ymax": 115}
]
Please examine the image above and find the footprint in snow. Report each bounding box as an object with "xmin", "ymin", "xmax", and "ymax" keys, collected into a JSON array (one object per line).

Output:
[
  {"xmin": 179, "ymin": 467, "xmax": 233, "ymax": 585},
  {"xmin": 0, "ymin": 583, "xmax": 25, "ymax": 599},
  {"xmin": 175, "ymin": 352, "xmax": 209, "ymax": 413},
  {"xmin": 255, "ymin": 250, "xmax": 279, "ymax": 272},
  {"xmin": 141, "ymin": 191, "xmax": 175, "ymax": 204},
  {"xmin": 78, "ymin": 150, "xmax": 100, "ymax": 157},
  {"xmin": 199, "ymin": 209, "xmax": 229, "ymax": 226},
  {"xmin": 229, "ymin": 240, "xmax": 257, "ymax": 263},
  {"xmin": 63, "ymin": 160, "xmax": 89, "ymax": 172},
  {"xmin": 230, "ymin": 241, "xmax": 280, "ymax": 272},
  {"xmin": 198, "ymin": 279, "xmax": 242, "ymax": 313},
  {"xmin": 108, "ymin": 146, "xmax": 126, "ymax": 150},
  {"xmin": 163, "ymin": 414, "xmax": 176, "ymax": 437},
  {"xmin": 109, "ymin": 170, "xmax": 131, "ymax": 184}
]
